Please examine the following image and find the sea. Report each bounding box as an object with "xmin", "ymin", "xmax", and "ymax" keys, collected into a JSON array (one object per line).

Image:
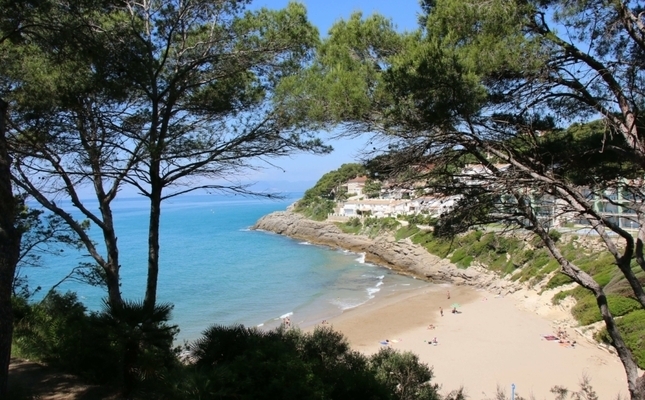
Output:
[{"xmin": 21, "ymin": 194, "xmax": 429, "ymax": 343}]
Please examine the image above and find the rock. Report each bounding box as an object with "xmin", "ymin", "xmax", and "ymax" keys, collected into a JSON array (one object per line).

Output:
[{"xmin": 252, "ymin": 211, "xmax": 525, "ymax": 291}]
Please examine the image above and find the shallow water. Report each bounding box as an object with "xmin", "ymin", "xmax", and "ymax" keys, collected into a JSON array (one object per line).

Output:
[{"xmin": 22, "ymin": 194, "xmax": 429, "ymax": 343}]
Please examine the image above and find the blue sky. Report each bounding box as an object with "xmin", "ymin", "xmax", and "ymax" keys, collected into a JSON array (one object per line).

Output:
[{"xmin": 247, "ymin": 0, "xmax": 423, "ymax": 193}]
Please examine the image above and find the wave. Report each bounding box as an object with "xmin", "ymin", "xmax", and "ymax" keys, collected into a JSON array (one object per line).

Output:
[
  {"xmin": 355, "ymin": 253, "xmax": 366, "ymax": 263},
  {"xmin": 330, "ymin": 297, "xmax": 368, "ymax": 311},
  {"xmin": 279, "ymin": 312, "xmax": 293, "ymax": 319},
  {"xmin": 299, "ymin": 241, "xmax": 312, "ymax": 245}
]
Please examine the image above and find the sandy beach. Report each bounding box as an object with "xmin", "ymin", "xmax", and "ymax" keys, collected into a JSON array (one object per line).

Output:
[{"xmin": 315, "ymin": 282, "xmax": 629, "ymax": 400}]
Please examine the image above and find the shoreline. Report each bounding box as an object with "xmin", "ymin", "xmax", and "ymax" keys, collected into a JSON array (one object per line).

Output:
[
  {"xmin": 312, "ymin": 283, "xmax": 628, "ymax": 400},
  {"xmin": 255, "ymin": 210, "xmax": 630, "ymax": 399}
]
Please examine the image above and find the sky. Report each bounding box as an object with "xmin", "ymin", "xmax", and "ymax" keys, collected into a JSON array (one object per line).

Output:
[{"xmin": 245, "ymin": 0, "xmax": 424, "ymax": 193}]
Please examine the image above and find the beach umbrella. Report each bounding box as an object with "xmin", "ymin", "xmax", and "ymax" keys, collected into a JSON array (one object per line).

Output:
[{"xmin": 451, "ymin": 303, "xmax": 461, "ymax": 309}]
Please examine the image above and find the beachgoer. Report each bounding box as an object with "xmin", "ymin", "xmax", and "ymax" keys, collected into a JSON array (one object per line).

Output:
[
  {"xmin": 447, "ymin": 290, "xmax": 450, "ymax": 299},
  {"xmin": 452, "ymin": 307, "xmax": 457, "ymax": 314},
  {"xmin": 427, "ymin": 324, "xmax": 435, "ymax": 330},
  {"xmin": 432, "ymin": 337, "xmax": 438, "ymax": 345},
  {"xmin": 440, "ymin": 307, "xmax": 443, "ymax": 317}
]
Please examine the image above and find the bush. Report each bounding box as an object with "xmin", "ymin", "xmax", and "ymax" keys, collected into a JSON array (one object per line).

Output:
[
  {"xmin": 594, "ymin": 310, "xmax": 645, "ymax": 369},
  {"xmin": 369, "ymin": 348, "xmax": 440, "ymax": 400},
  {"xmin": 12, "ymin": 292, "xmax": 180, "ymax": 396},
  {"xmin": 549, "ymin": 229, "xmax": 562, "ymax": 243},
  {"xmin": 571, "ymin": 293, "xmax": 642, "ymax": 325},
  {"xmin": 181, "ymin": 325, "xmax": 424, "ymax": 400},
  {"xmin": 12, "ymin": 292, "xmax": 120, "ymax": 384}
]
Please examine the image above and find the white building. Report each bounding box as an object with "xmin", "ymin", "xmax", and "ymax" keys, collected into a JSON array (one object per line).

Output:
[{"xmin": 345, "ymin": 176, "xmax": 368, "ymax": 197}]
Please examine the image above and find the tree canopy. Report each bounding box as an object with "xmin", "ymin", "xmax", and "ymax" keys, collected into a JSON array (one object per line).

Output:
[{"xmin": 1, "ymin": 0, "xmax": 330, "ymax": 395}]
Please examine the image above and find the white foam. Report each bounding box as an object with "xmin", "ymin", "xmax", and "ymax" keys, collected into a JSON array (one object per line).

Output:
[
  {"xmin": 298, "ymin": 241, "xmax": 312, "ymax": 245},
  {"xmin": 331, "ymin": 298, "xmax": 367, "ymax": 311},
  {"xmin": 279, "ymin": 312, "xmax": 293, "ymax": 319},
  {"xmin": 367, "ymin": 287, "xmax": 381, "ymax": 297},
  {"xmin": 375, "ymin": 281, "xmax": 383, "ymax": 287},
  {"xmin": 355, "ymin": 253, "xmax": 366, "ymax": 263},
  {"xmin": 256, "ymin": 323, "xmax": 264, "ymax": 327}
]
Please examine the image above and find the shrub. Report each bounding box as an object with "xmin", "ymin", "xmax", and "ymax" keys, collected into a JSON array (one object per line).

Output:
[
  {"xmin": 369, "ymin": 348, "xmax": 440, "ymax": 400},
  {"xmin": 594, "ymin": 310, "xmax": 645, "ymax": 369},
  {"xmin": 571, "ymin": 294, "xmax": 642, "ymax": 325},
  {"xmin": 181, "ymin": 325, "xmax": 407, "ymax": 400},
  {"xmin": 549, "ymin": 229, "xmax": 562, "ymax": 243},
  {"xmin": 12, "ymin": 292, "xmax": 180, "ymax": 396},
  {"xmin": 12, "ymin": 292, "xmax": 120, "ymax": 384}
]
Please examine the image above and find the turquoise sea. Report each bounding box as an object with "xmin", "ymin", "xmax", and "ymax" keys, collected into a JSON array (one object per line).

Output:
[{"xmin": 22, "ymin": 194, "xmax": 428, "ymax": 343}]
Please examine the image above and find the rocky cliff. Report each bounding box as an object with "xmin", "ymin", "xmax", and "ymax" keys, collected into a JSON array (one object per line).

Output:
[{"xmin": 252, "ymin": 211, "xmax": 519, "ymax": 294}]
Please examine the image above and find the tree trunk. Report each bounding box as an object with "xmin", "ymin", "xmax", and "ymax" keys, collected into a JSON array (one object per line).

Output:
[
  {"xmin": 516, "ymin": 194, "xmax": 643, "ymax": 400},
  {"xmin": 143, "ymin": 187, "xmax": 161, "ymax": 313},
  {"xmin": 541, "ymin": 230, "xmax": 643, "ymax": 400},
  {"xmin": 0, "ymin": 99, "xmax": 21, "ymax": 397}
]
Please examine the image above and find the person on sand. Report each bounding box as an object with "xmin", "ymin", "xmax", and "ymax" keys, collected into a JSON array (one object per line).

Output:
[
  {"xmin": 427, "ymin": 324, "xmax": 435, "ymax": 330},
  {"xmin": 432, "ymin": 337, "xmax": 438, "ymax": 345},
  {"xmin": 447, "ymin": 290, "xmax": 450, "ymax": 299},
  {"xmin": 440, "ymin": 307, "xmax": 443, "ymax": 317}
]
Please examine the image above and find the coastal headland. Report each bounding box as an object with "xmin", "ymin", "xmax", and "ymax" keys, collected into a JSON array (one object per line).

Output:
[{"xmin": 252, "ymin": 210, "xmax": 630, "ymax": 400}]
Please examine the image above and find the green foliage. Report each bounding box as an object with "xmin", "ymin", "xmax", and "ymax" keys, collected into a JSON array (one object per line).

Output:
[
  {"xmin": 395, "ymin": 225, "xmax": 421, "ymax": 241},
  {"xmin": 178, "ymin": 324, "xmax": 440, "ymax": 400},
  {"xmin": 571, "ymin": 294, "xmax": 642, "ymax": 326},
  {"xmin": 296, "ymin": 164, "xmax": 367, "ymax": 219},
  {"xmin": 369, "ymin": 348, "xmax": 440, "ymax": 400},
  {"xmin": 364, "ymin": 179, "xmax": 382, "ymax": 198},
  {"xmin": 412, "ymin": 231, "xmax": 453, "ymax": 258},
  {"xmin": 449, "ymin": 248, "xmax": 472, "ymax": 268},
  {"xmin": 297, "ymin": 197, "xmax": 336, "ymax": 221},
  {"xmin": 595, "ymin": 310, "xmax": 645, "ymax": 369},
  {"xmin": 404, "ymin": 213, "xmax": 437, "ymax": 226},
  {"xmin": 276, "ymin": 12, "xmax": 405, "ymax": 125},
  {"xmin": 100, "ymin": 299, "xmax": 180, "ymax": 397},
  {"xmin": 547, "ymin": 230, "xmax": 562, "ymax": 243},
  {"xmin": 362, "ymin": 217, "xmax": 401, "ymax": 238},
  {"xmin": 12, "ymin": 292, "xmax": 180, "ymax": 396},
  {"xmin": 297, "ymin": 163, "xmax": 366, "ymax": 203},
  {"xmin": 544, "ymin": 272, "xmax": 573, "ymax": 290},
  {"xmin": 12, "ymin": 292, "xmax": 120, "ymax": 384}
]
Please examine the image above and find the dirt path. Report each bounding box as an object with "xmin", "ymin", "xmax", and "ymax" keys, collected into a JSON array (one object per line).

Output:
[{"xmin": 9, "ymin": 358, "xmax": 120, "ymax": 400}]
